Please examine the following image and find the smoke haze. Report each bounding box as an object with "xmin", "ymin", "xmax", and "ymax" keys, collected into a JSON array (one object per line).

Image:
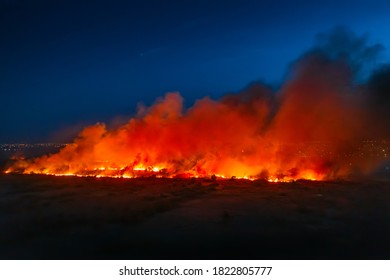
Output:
[{"xmin": 7, "ymin": 28, "xmax": 390, "ymax": 181}]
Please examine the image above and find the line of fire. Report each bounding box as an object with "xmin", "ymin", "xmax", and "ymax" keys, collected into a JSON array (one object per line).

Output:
[{"xmin": 4, "ymin": 39, "xmax": 390, "ymax": 184}]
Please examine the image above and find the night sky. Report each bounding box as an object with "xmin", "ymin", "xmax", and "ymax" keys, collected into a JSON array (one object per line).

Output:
[{"xmin": 1, "ymin": 0, "xmax": 390, "ymax": 143}]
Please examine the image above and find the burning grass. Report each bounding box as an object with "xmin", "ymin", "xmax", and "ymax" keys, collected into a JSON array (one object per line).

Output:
[{"xmin": 4, "ymin": 29, "xmax": 390, "ymax": 182}]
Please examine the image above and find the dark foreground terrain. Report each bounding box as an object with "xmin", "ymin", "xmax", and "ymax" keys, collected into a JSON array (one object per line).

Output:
[{"xmin": 0, "ymin": 174, "xmax": 389, "ymax": 259}]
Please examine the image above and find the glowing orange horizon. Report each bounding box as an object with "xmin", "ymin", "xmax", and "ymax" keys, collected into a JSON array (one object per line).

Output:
[
  {"xmin": 4, "ymin": 168, "xmax": 319, "ymax": 183},
  {"xmin": 5, "ymin": 160, "xmax": 322, "ymax": 183}
]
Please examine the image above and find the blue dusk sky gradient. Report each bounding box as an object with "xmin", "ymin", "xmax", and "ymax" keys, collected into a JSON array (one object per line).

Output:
[{"xmin": 1, "ymin": 0, "xmax": 390, "ymax": 142}]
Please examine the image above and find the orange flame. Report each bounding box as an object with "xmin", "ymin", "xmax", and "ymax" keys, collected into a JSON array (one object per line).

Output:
[{"xmin": 6, "ymin": 56, "xmax": 382, "ymax": 182}]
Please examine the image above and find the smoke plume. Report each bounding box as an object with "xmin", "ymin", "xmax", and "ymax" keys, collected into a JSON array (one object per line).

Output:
[{"xmin": 7, "ymin": 27, "xmax": 390, "ymax": 181}]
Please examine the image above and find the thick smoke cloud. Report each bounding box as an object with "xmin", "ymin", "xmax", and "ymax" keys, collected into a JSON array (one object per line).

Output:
[
  {"xmin": 311, "ymin": 26, "xmax": 384, "ymax": 79},
  {"xmin": 6, "ymin": 27, "xmax": 390, "ymax": 181},
  {"xmin": 366, "ymin": 64, "xmax": 390, "ymax": 138}
]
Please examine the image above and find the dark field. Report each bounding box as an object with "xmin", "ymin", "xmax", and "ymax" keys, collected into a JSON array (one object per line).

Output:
[{"xmin": 0, "ymin": 174, "xmax": 389, "ymax": 259}]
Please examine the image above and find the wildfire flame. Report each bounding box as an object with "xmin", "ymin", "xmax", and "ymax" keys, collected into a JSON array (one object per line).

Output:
[{"xmin": 5, "ymin": 53, "xmax": 386, "ymax": 182}]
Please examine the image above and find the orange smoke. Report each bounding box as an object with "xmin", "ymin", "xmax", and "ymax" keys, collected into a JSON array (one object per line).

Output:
[{"xmin": 6, "ymin": 54, "xmax": 381, "ymax": 181}]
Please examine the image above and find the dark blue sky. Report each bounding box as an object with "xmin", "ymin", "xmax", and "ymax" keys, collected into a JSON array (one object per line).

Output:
[{"xmin": 1, "ymin": 0, "xmax": 390, "ymax": 142}]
